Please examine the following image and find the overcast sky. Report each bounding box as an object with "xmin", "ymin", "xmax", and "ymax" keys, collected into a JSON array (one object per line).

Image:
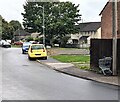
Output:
[{"xmin": 0, "ymin": 0, "xmax": 108, "ymax": 24}]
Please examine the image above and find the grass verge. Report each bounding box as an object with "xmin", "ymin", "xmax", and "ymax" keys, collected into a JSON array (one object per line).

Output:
[
  {"xmin": 72, "ymin": 62, "xmax": 90, "ymax": 70},
  {"xmin": 51, "ymin": 55, "xmax": 90, "ymax": 63},
  {"xmin": 11, "ymin": 45, "xmax": 22, "ymax": 48},
  {"xmin": 51, "ymin": 55, "xmax": 90, "ymax": 70}
]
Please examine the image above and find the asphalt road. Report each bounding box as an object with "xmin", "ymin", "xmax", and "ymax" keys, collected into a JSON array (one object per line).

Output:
[{"xmin": 1, "ymin": 48, "xmax": 119, "ymax": 100}]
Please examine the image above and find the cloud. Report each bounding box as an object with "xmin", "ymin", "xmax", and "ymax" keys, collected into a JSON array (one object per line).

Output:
[
  {"xmin": 75, "ymin": 0, "xmax": 108, "ymax": 22},
  {"xmin": 60, "ymin": 0, "xmax": 108, "ymax": 22},
  {"xmin": 0, "ymin": 0, "xmax": 108, "ymax": 24},
  {"xmin": 0, "ymin": 0, "xmax": 26, "ymax": 23}
]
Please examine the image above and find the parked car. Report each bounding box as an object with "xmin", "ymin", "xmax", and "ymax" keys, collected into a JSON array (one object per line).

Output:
[
  {"xmin": 29, "ymin": 41, "xmax": 38, "ymax": 44},
  {"xmin": 14, "ymin": 41, "xmax": 23, "ymax": 45},
  {"xmin": 28, "ymin": 44, "xmax": 47, "ymax": 60},
  {"xmin": 22, "ymin": 42, "xmax": 32, "ymax": 54},
  {"xmin": 0, "ymin": 40, "xmax": 11, "ymax": 48}
]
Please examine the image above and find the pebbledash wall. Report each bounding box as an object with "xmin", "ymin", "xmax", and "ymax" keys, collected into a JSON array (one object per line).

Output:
[{"xmin": 100, "ymin": 1, "xmax": 120, "ymax": 39}]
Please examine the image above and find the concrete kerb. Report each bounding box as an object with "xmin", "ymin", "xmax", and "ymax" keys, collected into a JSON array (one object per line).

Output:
[
  {"xmin": 36, "ymin": 60, "xmax": 55, "ymax": 69},
  {"xmin": 54, "ymin": 69, "xmax": 119, "ymax": 87},
  {"xmin": 36, "ymin": 60, "xmax": 119, "ymax": 87}
]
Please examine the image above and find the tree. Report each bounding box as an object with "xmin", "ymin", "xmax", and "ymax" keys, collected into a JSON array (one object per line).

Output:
[
  {"xmin": 9, "ymin": 20, "xmax": 23, "ymax": 40},
  {"xmin": 22, "ymin": 1, "xmax": 81, "ymax": 46},
  {"xmin": 49, "ymin": 2, "xmax": 81, "ymax": 46},
  {"xmin": 1, "ymin": 16, "xmax": 22, "ymax": 40},
  {"xmin": 2, "ymin": 18, "xmax": 13, "ymax": 40},
  {"xmin": 9, "ymin": 20, "xmax": 22, "ymax": 31},
  {"xmin": 25, "ymin": 36, "xmax": 33, "ymax": 42}
]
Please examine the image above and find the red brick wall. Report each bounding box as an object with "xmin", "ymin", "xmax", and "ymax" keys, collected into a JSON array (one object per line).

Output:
[
  {"xmin": 101, "ymin": 2, "xmax": 113, "ymax": 39},
  {"xmin": 101, "ymin": 2, "xmax": 120, "ymax": 39}
]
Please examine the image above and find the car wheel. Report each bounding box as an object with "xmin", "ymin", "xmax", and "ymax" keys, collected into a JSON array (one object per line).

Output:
[
  {"xmin": 28, "ymin": 55, "xmax": 32, "ymax": 60},
  {"xmin": 43, "ymin": 57, "xmax": 47, "ymax": 60},
  {"xmin": 22, "ymin": 51, "xmax": 25, "ymax": 54}
]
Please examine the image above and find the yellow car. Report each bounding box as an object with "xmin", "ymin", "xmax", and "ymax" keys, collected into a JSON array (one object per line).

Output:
[{"xmin": 28, "ymin": 44, "xmax": 47, "ymax": 60}]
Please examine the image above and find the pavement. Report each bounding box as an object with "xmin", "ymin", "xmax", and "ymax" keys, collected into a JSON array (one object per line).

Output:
[{"xmin": 37, "ymin": 57, "xmax": 119, "ymax": 86}]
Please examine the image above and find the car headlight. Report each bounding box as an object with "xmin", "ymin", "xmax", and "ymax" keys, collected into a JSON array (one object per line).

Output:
[{"xmin": 23, "ymin": 48, "xmax": 26, "ymax": 50}]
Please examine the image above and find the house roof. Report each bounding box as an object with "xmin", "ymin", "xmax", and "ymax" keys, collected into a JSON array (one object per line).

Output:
[
  {"xmin": 77, "ymin": 22, "xmax": 101, "ymax": 32},
  {"xmin": 99, "ymin": 1, "xmax": 109, "ymax": 15},
  {"xmin": 14, "ymin": 29, "xmax": 30, "ymax": 36}
]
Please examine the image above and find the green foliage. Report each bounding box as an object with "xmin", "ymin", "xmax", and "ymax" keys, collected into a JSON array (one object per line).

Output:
[
  {"xmin": 60, "ymin": 36, "xmax": 70, "ymax": 47},
  {"xmin": 79, "ymin": 65, "xmax": 89, "ymax": 70},
  {"xmin": 25, "ymin": 36, "xmax": 34, "ymax": 42},
  {"xmin": 2, "ymin": 18, "xmax": 13, "ymax": 40},
  {"xmin": 34, "ymin": 37, "xmax": 44, "ymax": 43},
  {"xmin": 22, "ymin": 1, "xmax": 81, "ymax": 46},
  {"xmin": 1, "ymin": 16, "xmax": 22, "ymax": 40},
  {"xmin": 34, "ymin": 37, "xmax": 40, "ymax": 41},
  {"xmin": 0, "ymin": 15, "xmax": 2, "ymax": 39},
  {"xmin": 73, "ymin": 62, "xmax": 90, "ymax": 70},
  {"xmin": 9, "ymin": 20, "xmax": 22, "ymax": 31}
]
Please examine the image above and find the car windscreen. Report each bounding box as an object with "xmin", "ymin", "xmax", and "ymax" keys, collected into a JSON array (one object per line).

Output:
[
  {"xmin": 23, "ymin": 45, "xmax": 30, "ymax": 47},
  {"xmin": 31, "ymin": 45, "xmax": 44, "ymax": 50}
]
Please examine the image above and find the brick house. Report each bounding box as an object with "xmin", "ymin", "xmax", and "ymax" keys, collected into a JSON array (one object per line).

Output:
[
  {"xmin": 99, "ymin": 1, "xmax": 120, "ymax": 38},
  {"xmin": 90, "ymin": 1, "xmax": 120, "ymax": 74}
]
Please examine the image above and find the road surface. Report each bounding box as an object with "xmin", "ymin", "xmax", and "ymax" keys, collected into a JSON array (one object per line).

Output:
[{"xmin": 1, "ymin": 48, "xmax": 119, "ymax": 100}]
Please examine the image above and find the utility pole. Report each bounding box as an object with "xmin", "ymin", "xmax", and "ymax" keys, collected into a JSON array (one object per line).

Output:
[
  {"xmin": 42, "ymin": 5, "xmax": 45, "ymax": 46},
  {"xmin": 36, "ymin": 4, "xmax": 45, "ymax": 46},
  {"xmin": 112, "ymin": 0, "xmax": 117, "ymax": 75},
  {"xmin": 0, "ymin": 15, "xmax": 2, "ymax": 40}
]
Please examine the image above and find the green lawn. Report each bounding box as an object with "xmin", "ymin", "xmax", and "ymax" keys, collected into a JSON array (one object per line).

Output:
[
  {"xmin": 11, "ymin": 45, "xmax": 22, "ymax": 48},
  {"xmin": 51, "ymin": 55, "xmax": 90, "ymax": 63}
]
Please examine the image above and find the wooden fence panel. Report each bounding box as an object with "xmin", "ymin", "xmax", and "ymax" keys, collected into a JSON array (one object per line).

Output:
[{"xmin": 90, "ymin": 39, "xmax": 119, "ymax": 73}]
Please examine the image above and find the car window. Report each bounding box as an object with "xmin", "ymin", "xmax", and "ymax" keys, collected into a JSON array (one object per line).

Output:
[
  {"xmin": 31, "ymin": 45, "xmax": 44, "ymax": 50},
  {"xmin": 23, "ymin": 45, "xmax": 29, "ymax": 47}
]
